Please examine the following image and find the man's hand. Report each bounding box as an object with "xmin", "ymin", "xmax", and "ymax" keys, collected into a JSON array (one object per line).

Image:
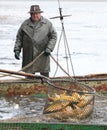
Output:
[
  {"xmin": 14, "ymin": 50, "xmax": 20, "ymax": 60},
  {"xmin": 44, "ymin": 48, "xmax": 51, "ymax": 56}
]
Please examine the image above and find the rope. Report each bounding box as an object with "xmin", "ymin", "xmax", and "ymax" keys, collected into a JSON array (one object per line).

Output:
[
  {"xmin": 62, "ymin": 27, "xmax": 76, "ymax": 77},
  {"xmin": 0, "ymin": 51, "xmax": 44, "ymax": 79},
  {"xmin": 50, "ymin": 54, "xmax": 75, "ymax": 81},
  {"xmin": 20, "ymin": 51, "xmax": 44, "ymax": 72},
  {"xmin": 53, "ymin": 22, "xmax": 75, "ymax": 77},
  {"xmin": 53, "ymin": 28, "xmax": 62, "ymax": 76},
  {"xmin": 52, "ymin": 0, "xmax": 76, "ymax": 77},
  {"xmin": 62, "ymin": 23, "xmax": 75, "ymax": 77}
]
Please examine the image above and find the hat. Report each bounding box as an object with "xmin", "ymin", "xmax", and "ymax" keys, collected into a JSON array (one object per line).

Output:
[{"xmin": 28, "ymin": 5, "xmax": 43, "ymax": 13}]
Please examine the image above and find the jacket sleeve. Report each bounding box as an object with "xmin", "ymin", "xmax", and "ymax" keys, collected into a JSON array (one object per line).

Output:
[
  {"xmin": 47, "ymin": 22, "xmax": 57, "ymax": 51},
  {"xmin": 14, "ymin": 24, "xmax": 24, "ymax": 52}
]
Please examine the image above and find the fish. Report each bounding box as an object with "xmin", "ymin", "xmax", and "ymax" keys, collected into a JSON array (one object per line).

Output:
[
  {"xmin": 76, "ymin": 104, "xmax": 94, "ymax": 119},
  {"xmin": 44, "ymin": 100, "xmax": 70, "ymax": 113},
  {"xmin": 44, "ymin": 91, "xmax": 94, "ymax": 120},
  {"xmin": 45, "ymin": 107, "xmax": 73, "ymax": 120},
  {"xmin": 76, "ymin": 94, "xmax": 94, "ymax": 108},
  {"xmin": 47, "ymin": 92, "xmax": 80, "ymax": 103},
  {"xmin": 45, "ymin": 104, "xmax": 93, "ymax": 121},
  {"xmin": 44, "ymin": 92, "xmax": 79, "ymax": 113}
]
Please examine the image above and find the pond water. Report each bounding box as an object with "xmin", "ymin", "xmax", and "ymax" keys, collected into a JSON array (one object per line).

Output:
[{"xmin": 0, "ymin": 0, "xmax": 107, "ymax": 125}]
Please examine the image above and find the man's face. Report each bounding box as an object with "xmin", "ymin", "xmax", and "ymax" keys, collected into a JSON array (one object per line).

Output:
[{"xmin": 31, "ymin": 13, "xmax": 41, "ymax": 22}]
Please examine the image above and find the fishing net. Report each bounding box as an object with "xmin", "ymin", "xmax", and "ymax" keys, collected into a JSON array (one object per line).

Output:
[{"xmin": 43, "ymin": 79, "xmax": 95, "ymax": 122}]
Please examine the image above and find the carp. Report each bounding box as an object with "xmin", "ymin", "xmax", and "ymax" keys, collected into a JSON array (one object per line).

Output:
[
  {"xmin": 44, "ymin": 100, "xmax": 70, "ymax": 113},
  {"xmin": 44, "ymin": 91, "xmax": 94, "ymax": 120},
  {"xmin": 44, "ymin": 92, "xmax": 80, "ymax": 113},
  {"xmin": 76, "ymin": 94, "xmax": 94, "ymax": 108},
  {"xmin": 45, "ymin": 104, "xmax": 93, "ymax": 121}
]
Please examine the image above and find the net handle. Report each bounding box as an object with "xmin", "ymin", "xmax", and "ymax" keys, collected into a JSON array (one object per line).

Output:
[
  {"xmin": 47, "ymin": 80, "xmax": 95, "ymax": 94},
  {"xmin": 37, "ymin": 75, "xmax": 95, "ymax": 94}
]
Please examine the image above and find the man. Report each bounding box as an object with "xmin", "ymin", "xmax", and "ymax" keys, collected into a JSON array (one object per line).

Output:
[{"xmin": 14, "ymin": 5, "xmax": 57, "ymax": 77}]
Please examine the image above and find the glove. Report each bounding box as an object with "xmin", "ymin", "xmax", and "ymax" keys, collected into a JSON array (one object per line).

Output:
[
  {"xmin": 44, "ymin": 48, "xmax": 51, "ymax": 56},
  {"xmin": 14, "ymin": 50, "xmax": 20, "ymax": 60}
]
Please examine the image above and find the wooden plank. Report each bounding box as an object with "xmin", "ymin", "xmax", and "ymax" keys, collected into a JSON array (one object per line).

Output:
[{"xmin": 0, "ymin": 68, "xmax": 36, "ymax": 78}]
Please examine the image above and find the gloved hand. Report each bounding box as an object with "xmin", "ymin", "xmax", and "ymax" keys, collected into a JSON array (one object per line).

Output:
[
  {"xmin": 44, "ymin": 48, "xmax": 51, "ymax": 56},
  {"xmin": 14, "ymin": 50, "xmax": 20, "ymax": 60}
]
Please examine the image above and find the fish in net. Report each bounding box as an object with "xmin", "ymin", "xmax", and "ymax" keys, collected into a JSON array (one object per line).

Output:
[{"xmin": 43, "ymin": 79, "xmax": 95, "ymax": 122}]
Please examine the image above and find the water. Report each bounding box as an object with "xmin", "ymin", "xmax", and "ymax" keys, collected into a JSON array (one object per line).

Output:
[
  {"xmin": 0, "ymin": 96, "xmax": 45, "ymax": 120},
  {"xmin": 0, "ymin": 95, "xmax": 107, "ymax": 124},
  {"xmin": 1, "ymin": 0, "xmax": 107, "ymax": 123},
  {"xmin": 0, "ymin": 0, "xmax": 107, "ymax": 77}
]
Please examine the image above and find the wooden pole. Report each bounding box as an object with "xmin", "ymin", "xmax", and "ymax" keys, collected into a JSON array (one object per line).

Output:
[{"xmin": 0, "ymin": 68, "xmax": 36, "ymax": 78}]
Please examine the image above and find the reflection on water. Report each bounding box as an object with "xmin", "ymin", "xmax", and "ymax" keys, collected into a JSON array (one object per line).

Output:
[{"xmin": 0, "ymin": 96, "xmax": 45, "ymax": 120}]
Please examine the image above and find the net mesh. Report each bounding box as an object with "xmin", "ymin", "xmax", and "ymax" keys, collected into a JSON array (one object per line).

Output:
[{"xmin": 43, "ymin": 79, "xmax": 95, "ymax": 122}]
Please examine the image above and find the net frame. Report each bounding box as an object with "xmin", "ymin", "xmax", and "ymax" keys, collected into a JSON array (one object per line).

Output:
[{"xmin": 43, "ymin": 79, "xmax": 95, "ymax": 122}]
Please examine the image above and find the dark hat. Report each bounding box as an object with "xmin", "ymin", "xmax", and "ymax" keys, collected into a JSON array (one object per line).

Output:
[{"xmin": 28, "ymin": 5, "xmax": 43, "ymax": 13}]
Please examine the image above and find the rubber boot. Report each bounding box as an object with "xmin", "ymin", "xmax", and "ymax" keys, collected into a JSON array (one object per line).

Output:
[{"xmin": 40, "ymin": 72, "xmax": 49, "ymax": 77}]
